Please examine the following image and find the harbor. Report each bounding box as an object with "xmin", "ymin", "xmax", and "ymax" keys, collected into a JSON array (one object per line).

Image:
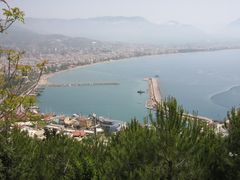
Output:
[
  {"xmin": 144, "ymin": 77, "xmax": 226, "ymax": 134},
  {"xmin": 24, "ymin": 74, "xmax": 227, "ymax": 140},
  {"xmin": 37, "ymin": 50, "xmax": 240, "ymax": 121}
]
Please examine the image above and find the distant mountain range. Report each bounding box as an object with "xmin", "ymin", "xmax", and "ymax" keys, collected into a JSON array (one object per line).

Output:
[
  {"xmin": 14, "ymin": 16, "xmax": 209, "ymax": 45},
  {"xmin": 1, "ymin": 16, "xmax": 239, "ymax": 47},
  {"xmin": 0, "ymin": 27, "xmax": 106, "ymax": 53},
  {"xmin": 220, "ymin": 18, "xmax": 240, "ymax": 38}
]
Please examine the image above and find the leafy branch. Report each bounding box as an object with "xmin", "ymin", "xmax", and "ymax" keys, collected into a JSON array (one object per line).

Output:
[{"xmin": 0, "ymin": 0, "xmax": 24, "ymax": 33}]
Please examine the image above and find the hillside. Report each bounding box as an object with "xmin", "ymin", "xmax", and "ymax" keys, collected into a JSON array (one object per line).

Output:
[
  {"xmin": 0, "ymin": 26, "xmax": 105, "ymax": 54},
  {"xmin": 15, "ymin": 16, "xmax": 208, "ymax": 45}
]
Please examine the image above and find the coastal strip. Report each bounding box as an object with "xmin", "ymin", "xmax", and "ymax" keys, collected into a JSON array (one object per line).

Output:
[
  {"xmin": 37, "ymin": 61, "xmax": 114, "ymax": 88},
  {"xmin": 145, "ymin": 77, "xmax": 162, "ymax": 109},
  {"xmin": 36, "ymin": 48, "xmax": 240, "ymax": 88}
]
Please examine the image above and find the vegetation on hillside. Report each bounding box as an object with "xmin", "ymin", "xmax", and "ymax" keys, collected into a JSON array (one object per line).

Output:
[
  {"xmin": 0, "ymin": 99, "xmax": 239, "ymax": 179},
  {"xmin": 0, "ymin": 0, "xmax": 47, "ymax": 125},
  {"xmin": 0, "ymin": 1, "xmax": 240, "ymax": 179}
]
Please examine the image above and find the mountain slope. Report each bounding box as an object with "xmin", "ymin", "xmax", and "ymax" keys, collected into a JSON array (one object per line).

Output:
[
  {"xmin": 15, "ymin": 16, "xmax": 208, "ymax": 45},
  {"xmin": 0, "ymin": 26, "xmax": 103, "ymax": 53}
]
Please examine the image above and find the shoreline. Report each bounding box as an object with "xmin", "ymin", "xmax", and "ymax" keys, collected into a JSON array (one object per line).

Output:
[
  {"xmin": 38, "ymin": 48, "xmax": 240, "ymax": 87},
  {"xmin": 38, "ymin": 60, "xmax": 113, "ymax": 87},
  {"xmin": 210, "ymin": 85, "xmax": 240, "ymax": 108},
  {"xmin": 35, "ymin": 49, "xmax": 239, "ymax": 125}
]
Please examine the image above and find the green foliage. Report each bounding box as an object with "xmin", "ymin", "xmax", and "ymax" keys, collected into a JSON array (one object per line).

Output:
[
  {"xmin": 0, "ymin": 98, "xmax": 239, "ymax": 179},
  {"xmin": 96, "ymin": 98, "xmax": 232, "ymax": 179},
  {"xmin": 0, "ymin": 49, "xmax": 45, "ymax": 123},
  {"xmin": 2, "ymin": 7, "xmax": 24, "ymax": 22},
  {"xmin": 1, "ymin": 0, "xmax": 24, "ymax": 33},
  {"xmin": 0, "ymin": 1, "xmax": 46, "ymax": 132},
  {"xmin": 225, "ymin": 108, "xmax": 240, "ymax": 152},
  {"xmin": 0, "ymin": 2, "xmax": 239, "ymax": 179},
  {"xmin": 224, "ymin": 108, "xmax": 240, "ymax": 179}
]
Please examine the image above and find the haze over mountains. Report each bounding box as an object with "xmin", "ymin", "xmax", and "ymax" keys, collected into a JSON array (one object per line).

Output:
[
  {"xmin": 14, "ymin": 16, "xmax": 210, "ymax": 45},
  {"xmin": 3, "ymin": 16, "xmax": 240, "ymax": 47},
  {"xmin": 0, "ymin": 27, "xmax": 105, "ymax": 53}
]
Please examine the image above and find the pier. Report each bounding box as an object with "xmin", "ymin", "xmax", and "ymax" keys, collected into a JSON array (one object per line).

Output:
[
  {"xmin": 42, "ymin": 82, "xmax": 120, "ymax": 87},
  {"xmin": 145, "ymin": 77, "xmax": 162, "ymax": 109},
  {"xmin": 144, "ymin": 77, "xmax": 214, "ymax": 124}
]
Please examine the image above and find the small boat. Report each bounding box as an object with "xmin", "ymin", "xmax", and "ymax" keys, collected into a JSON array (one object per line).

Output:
[{"xmin": 137, "ymin": 90, "xmax": 145, "ymax": 94}]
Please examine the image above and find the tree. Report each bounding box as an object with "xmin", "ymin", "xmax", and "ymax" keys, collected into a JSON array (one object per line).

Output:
[
  {"xmin": 95, "ymin": 98, "xmax": 235, "ymax": 179},
  {"xmin": 0, "ymin": 1, "xmax": 238, "ymax": 179},
  {"xmin": 225, "ymin": 108, "xmax": 240, "ymax": 154},
  {"xmin": 0, "ymin": 0, "xmax": 47, "ymax": 126},
  {"xmin": 0, "ymin": 0, "xmax": 24, "ymax": 33},
  {"xmin": 0, "ymin": 2, "xmax": 47, "ymax": 178},
  {"xmin": 224, "ymin": 108, "xmax": 240, "ymax": 179}
]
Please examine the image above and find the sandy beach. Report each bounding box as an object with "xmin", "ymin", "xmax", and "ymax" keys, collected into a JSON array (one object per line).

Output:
[{"xmin": 37, "ymin": 60, "xmax": 113, "ymax": 87}]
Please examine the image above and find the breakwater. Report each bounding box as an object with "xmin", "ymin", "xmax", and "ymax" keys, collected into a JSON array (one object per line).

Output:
[
  {"xmin": 41, "ymin": 82, "xmax": 120, "ymax": 87},
  {"xmin": 145, "ymin": 77, "xmax": 214, "ymax": 124},
  {"xmin": 145, "ymin": 77, "xmax": 162, "ymax": 109}
]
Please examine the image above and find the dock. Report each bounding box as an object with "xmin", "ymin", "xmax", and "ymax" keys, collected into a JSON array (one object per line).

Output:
[
  {"xmin": 145, "ymin": 77, "xmax": 162, "ymax": 109},
  {"xmin": 144, "ymin": 77, "xmax": 215, "ymax": 125},
  {"xmin": 42, "ymin": 82, "xmax": 120, "ymax": 87}
]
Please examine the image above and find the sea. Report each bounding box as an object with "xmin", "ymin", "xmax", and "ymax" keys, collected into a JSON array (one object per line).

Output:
[{"xmin": 38, "ymin": 49, "xmax": 240, "ymax": 122}]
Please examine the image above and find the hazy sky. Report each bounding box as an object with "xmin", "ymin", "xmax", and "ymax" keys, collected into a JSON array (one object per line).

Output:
[{"xmin": 9, "ymin": 0, "xmax": 240, "ymax": 31}]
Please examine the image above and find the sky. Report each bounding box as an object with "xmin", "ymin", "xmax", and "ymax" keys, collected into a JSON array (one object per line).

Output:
[{"xmin": 9, "ymin": 0, "xmax": 240, "ymax": 32}]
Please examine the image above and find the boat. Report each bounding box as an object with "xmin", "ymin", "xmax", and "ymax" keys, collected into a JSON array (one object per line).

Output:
[{"xmin": 137, "ymin": 90, "xmax": 145, "ymax": 94}]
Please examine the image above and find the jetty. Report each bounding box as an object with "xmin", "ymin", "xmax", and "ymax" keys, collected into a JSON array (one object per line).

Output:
[
  {"xmin": 144, "ymin": 77, "xmax": 215, "ymax": 125},
  {"xmin": 41, "ymin": 82, "xmax": 120, "ymax": 87},
  {"xmin": 145, "ymin": 77, "xmax": 162, "ymax": 109}
]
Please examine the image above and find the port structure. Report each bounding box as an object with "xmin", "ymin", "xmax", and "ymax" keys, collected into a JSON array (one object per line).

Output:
[
  {"xmin": 145, "ymin": 77, "xmax": 162, "ymax": 109},
  {"xmin": 43, "ymin": 82, "xmax": 120, "ymax": 87},
  {"xmin": 145, "ymin": 77, "xmax": 214, "ymax": 124}
]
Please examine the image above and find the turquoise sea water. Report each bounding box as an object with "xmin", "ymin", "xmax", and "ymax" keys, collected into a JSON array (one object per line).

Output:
[
  {"xmin": 211, "ymin": 86, "xmax": 240, "ymax": 108},
  {"xmin": 38, "ymin": 49, "xmax": 240, "ymax": 121}
]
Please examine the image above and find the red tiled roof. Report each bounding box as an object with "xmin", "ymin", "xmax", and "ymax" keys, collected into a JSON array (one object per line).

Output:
[{"xmin": 72, "ymin": 130, "xmax": 86, "ymax": 137}]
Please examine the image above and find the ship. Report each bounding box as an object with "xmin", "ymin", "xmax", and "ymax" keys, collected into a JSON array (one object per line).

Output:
[{"xmin": 137, "ymin": 90, "xmax": 145, "ymax": 94}]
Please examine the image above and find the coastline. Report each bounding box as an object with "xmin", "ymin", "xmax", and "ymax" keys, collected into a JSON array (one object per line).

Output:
[
  {"xmin": 35, "ymin": 48, "xmax": 240, "ymax": 126},
  {"xmin": 38, "ymin": 60, "xmax": 113, "ymax": 87},
  {"xmin": 38, "ymin": 48, "xmax": 240, "ymax": 87}
]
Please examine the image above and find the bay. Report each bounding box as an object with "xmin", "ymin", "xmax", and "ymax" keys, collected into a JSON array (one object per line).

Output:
[{"xmin": 38, "ymin": 49, "xmax": 240, "ymax": 121}]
